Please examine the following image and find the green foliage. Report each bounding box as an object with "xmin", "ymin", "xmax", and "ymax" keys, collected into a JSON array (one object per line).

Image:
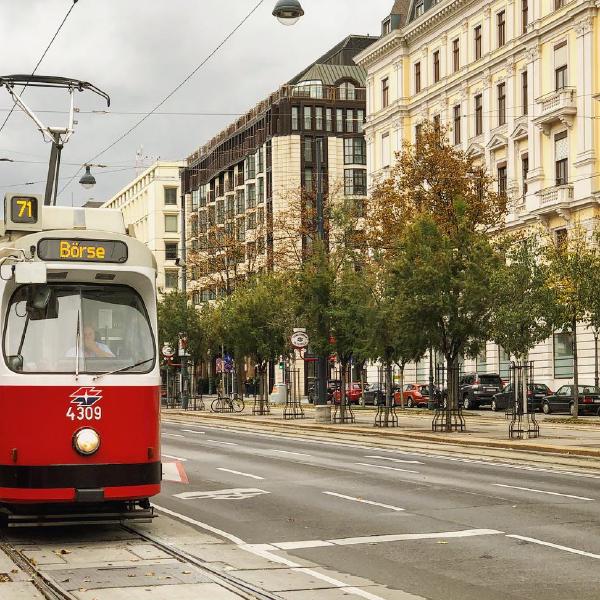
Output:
[
  {"xmin": 489, "ymin": 234, "xmax": 556, "ymax": 360},
  {"xmin": 157, "ymin": 290, "xmax": 203, "ymax": 358}
]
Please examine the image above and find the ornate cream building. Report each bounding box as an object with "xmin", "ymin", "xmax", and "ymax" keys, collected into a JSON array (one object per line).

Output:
[{"xmin": 356, "ymin": 0, "xmax": 600, "ymax": 390}]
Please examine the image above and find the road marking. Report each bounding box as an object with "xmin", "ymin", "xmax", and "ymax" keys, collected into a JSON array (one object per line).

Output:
[
  {"xmin": 355, "ymin": 462, "xmax": 420, "ymax": 474},
  {"xmin": 323, "ymin": 491, "xmax": 405, "ymax": 512},
  {"xmin": 161, "ymin": 433, "xmax": 183, "ymax": 438},
  {"xmin": 181, "ymin": 429, "xmax": 205, "ymax": 434},
  {"xmin": 493, "ymin": 484, "xmax": 595, "ymax": 501},
  {"xmin": 174, "ymin": 488, "xmax": 269, "ymax": 500},
  {"xmin": 162, "ymin": 453, "xmax": 188, "ymax": 462},
  {"xmin": 154, "ymin": 504, "xmax": 401, "ymax": 600},
  {"xmin": 217, "ymin": 467, "xmax": 264, "ymax": 480},
  {"xmin": 270, "ymin": 449, "xmax": 312, "ymax": 457},
  {"xmin": 271, "ymin": 528, "xmax": 502, "ymax": 550},
  {"xmin": 507, "ymin": 535, "xmax": 600, "ymax": 560},
  {"xmin": 364, "ymin": 455, "xmax": 424, "ymax": 465},
  {"xmin": 207, "ymin": 439, "xmax": 238, "ymax": 446},
  {"xmin": 162, "ymin": 461, "xmax": 189, "ymax": 484}
]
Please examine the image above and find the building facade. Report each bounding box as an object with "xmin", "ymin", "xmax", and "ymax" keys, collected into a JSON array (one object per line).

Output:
[
  {"xmin": 356, "ymin": 0, "xmax": 600, "ymax": 389},
  {"xmin": 102, "ymin": 161, "xmax": 185, "ymax": 294}
]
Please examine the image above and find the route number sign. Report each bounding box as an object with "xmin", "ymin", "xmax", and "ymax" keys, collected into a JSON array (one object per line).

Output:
[{"xmin": 11, "ymin": 196, "xmax": 38, "ymax": 224}]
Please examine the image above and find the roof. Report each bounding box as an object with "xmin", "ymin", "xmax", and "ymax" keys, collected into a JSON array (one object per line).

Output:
[
  {"xmin": 291, "ymin": 63, "xmax": 367, "ymax": 86},
  {"xmin": 406, "ymin": 0, "xmax": 436, "ymax": 25},
  {"xmin": 391, "ymin": 0, "xmax": 410, "ymax": 15}
]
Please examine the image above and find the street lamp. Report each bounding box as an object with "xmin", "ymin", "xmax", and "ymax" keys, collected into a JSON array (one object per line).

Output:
[
  {"xmin": 272, "ymin": 0, "xmax": 304, "ymax": 25},
  {"xmin": 79, "ymin": 165, "xmax": 96, "ymax": 190}
]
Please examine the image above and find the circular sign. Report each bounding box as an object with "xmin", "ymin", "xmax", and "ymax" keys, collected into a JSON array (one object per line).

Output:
[
  {"xmin": 291, "ymin": 331, "xmax": 309, "ymax": 349},
  {"xmin": 162, "ymin": 344, "xmax": 174, "ymax": 358}
]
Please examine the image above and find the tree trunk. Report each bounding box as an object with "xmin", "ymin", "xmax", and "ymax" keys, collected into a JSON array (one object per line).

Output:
[
  {"xmin": 399, "ymin": 365, "xmax": 405, "ymax": 409},
  {"xmin": 446, "ymin": 355, "xmax": 458, "ymax": 432},
  {"xmin": 572, "ymin": 315, "xmax": 579, "ymax": 418},
  {"xmin": 385, "ymin": 361, "xmax": 393, "ymax": 427},
  {"xmin": 340, "ymin": 360, "xmax": 347, "ymax": 423}
]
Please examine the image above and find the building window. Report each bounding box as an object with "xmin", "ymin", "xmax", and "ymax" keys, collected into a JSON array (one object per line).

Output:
[
  {"xmin": 453, "ymin": 105, "xmax": 461, "ymax": 145},
  {"xmin": 476, "ymin": 348, "xmax": 487, "ymax": 372},
  {"xmin": 555, "ymin": 131, "xmax": 568, "ymax": 185},
  {"xmin": 522, "ymin": 154, "xmax": 529, "ymax": 196},
  {"xmin": 382, "ymin": 17, "xmax": 392, "ymax": 35},
  {"xmin": 382, "ymin": 77, "xmax": 389, "ymax": 108},
  {"xmin": 165, "ymin": 242, "xmax": 178, "ymax": 261},
  {"xmin": 226, "ymin": 197, "xmax": 234, "ymax": 220},
  {"xmin": 216, "ymin": 199, "xmax": 225, "ymax": 224},
  {"xmin": 414, "ymin": 62, "xmax": 421, "ymax": 93},
  {"xmin": 191, "ymin": 189, "xmax": 199, "ymax": 211},
  {"xmin": 257, "ymin": 148, "xmax": 264, "ymax": 173},
  {"xmin": 452, "ymin": 39, "xmax": 460, "ymax": 72},
  {"xmin": 497, "ymin": 11, "xmax": 506, "ymax": 47},
  {"xmin": 326, "ymin": 108, "xmax": 333, "ymax": 131},
  {"xmin": 246, "ymin": 155, "xmax": 256, "ymax": 179},
  {"xmin": 433, "ymin": 50, "xmax": 440, "ymax": 83},
  {"xmin": 164, "ymin": 270, "xmax": 178, "ymax": 289},
  {"xmin": 257, "ymin": 178, "xmax": 264, "ymax": 204},
  {"xmin": 346, "ymin": 109, "xmax": 354, "ymax": 132},
  {"xmin": 304, "ymin": 137, "xmax": 313, "ymax": 162},
  {"xmin": 304, "ymin": 167, "xmax": 313, "ymax": 191},
  {"xmin": 415, "ymin": 0, "xmax": 424, "ymax": 16},
  {"xmin": 247, "ymin": 212, "xmax": 256, "ymax": 230},
  {"xmin": 292, "ymin": 106, "xmax": 299, "ymax": 130},
  {"xmin": 247, "ymin": 184, "xmax": 256, "ymax": 209},
  {"xmin": 315, "ymin": 106, "xmax": 323, "ymax": 130},
  {"xmin": 554, "ymin": 42, "xmax": 568, "ymax": 90},
  {"xmin": 498, "ymin": 164, "xmax": 507, "ymax": 196},
  {"xmin": 499, "ymin": 346, "xmax": 510, "ymax": 379},
  {"xmin": 381, "ymin": 133, "xmax": 390, "ymax": 168},
  {"xmin": 555, "ymin": 0, "xmax": 564, "ymax": 9},
  {"xmin": 304, "ymin": 106, "xmax": 312, "ymax": 129},
  {"xmin": 336, "ymin": 108, "xmax": 344, "ymax": 132},
  {"xmin": 475, "ymin": 94, "xmax": 483, "ymax": 136},
  {"xmin": 433, "ymin": 114, "xmax": 441, "ymax": 134},
  {"xmin": 474, "ymin": 25, "xmax": 482, "ymax": 60},
  {"xmin": 497, "ymin": 82, "xmax": 506, "ymax": 126},
  {"xmin": 344, "ymin": 169, "xmax": 367, "ymax": 196},
  {"xmin": 164, "ymin": 214, "xmax": 178, "ymax": 233},
  {"xmin": 357, "ymin": 109, "xmax": 365, "ymax": 133},
  {"xmin": 554, "ymin": 332, "xmax": 574, "ymax": 378},
  {"xmin": 522, "ymin": 71, "xmax": 528, "ymax": 115},
  {"xmin": 415, "ymin": 123, "xmax": 422, "ymax": 145},
  {"xmin": 164, "ymin": 187, "xmax": 177, "ymax": 205},
  {"xmin": 339, "ymin": 81, "xmax": 356, "ymax": 100},
  {"xmin": 344, "ymin": 137, "xmax": 366, "ymax": 165},
  {"xmin": 555, "ymin": 228, "xmax": 567, "ymax": 247},
  {"xmin": 236, "ymin": 218, "xmax": 246, "ymax": 242},
  {"xmin": 522, "ymin": 0, "xmax": 528, "ymax": 33}
]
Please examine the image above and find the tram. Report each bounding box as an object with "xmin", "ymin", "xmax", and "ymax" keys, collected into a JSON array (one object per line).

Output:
[{"xmin": 0, "ymin": 194, "xmax": 161, "ymax": 525}]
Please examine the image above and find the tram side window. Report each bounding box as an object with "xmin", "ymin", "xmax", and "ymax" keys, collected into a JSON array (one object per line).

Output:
[{"xmin": 4, "ymin": 285, "xmax": 155, "ymax": 374}]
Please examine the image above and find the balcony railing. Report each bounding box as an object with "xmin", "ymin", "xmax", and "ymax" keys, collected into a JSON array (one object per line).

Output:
[
  {"xmin": 534, "ymin": 87, "xmax": 577, "ymax": 134},
  {"xmin": 538, "ymin": 184, "xmax": 574, "ymax": 206}
]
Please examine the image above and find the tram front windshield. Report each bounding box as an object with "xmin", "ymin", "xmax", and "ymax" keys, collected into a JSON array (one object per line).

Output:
[{"xmin": 4, "ymin": 284, "xmax": 155, "ymax": 374}]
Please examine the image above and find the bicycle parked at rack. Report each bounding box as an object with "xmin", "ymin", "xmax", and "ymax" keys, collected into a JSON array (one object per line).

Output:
[{"xmin": 211, "ymin": 394, "xmax": 245, "ymax": 413}]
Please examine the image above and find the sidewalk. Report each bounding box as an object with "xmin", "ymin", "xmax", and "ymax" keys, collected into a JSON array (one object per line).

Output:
[{"xmin": 163, "ymin": 401, "xmax": 600, "ymax": 467}]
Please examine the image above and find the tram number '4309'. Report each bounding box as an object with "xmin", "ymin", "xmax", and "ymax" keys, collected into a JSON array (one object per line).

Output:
[{"xmin": 66, "ymin": 406, "xmax": 102, "ymax": 421}]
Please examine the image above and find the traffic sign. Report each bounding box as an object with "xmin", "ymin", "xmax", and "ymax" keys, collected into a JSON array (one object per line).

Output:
[
  {"xmin": 291, "ymin": 331, "xmax": 309, "ymax": 349},
  {"xmin": 162, "ymin": 344, "xmax": 174, "ymax": 358}
]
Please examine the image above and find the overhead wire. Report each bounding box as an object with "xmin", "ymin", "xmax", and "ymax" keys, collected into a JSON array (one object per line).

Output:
[
  {"xmin": 0, "ymin": 0, "xmax": 79, "ymax": 136},
  {"xmin": 57, "ymin": 0, "xmax": 265, "ymax": 199}
]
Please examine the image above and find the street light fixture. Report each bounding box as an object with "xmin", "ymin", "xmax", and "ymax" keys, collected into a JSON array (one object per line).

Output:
[
  {"xmin": 272, "ymin": 0, "xmax": 304, "ymax": 25},
  {"xmin": 79, "ymin": 164, "xmax": 96, "ymax": 190}
]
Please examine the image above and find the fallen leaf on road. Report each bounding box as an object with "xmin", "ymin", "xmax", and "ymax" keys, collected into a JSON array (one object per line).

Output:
[{"xmin": 58, "ymin": 549, "xmax": 72, "ymax": 555}]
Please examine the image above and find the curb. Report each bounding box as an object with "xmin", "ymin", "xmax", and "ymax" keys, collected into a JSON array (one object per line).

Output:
[{"xmin": 163, "ymin": 410, "xmax": 600, "ymax": 460}]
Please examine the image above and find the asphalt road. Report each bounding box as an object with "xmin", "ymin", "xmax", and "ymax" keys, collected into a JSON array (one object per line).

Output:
[{"xmin": 158, "ymin": 419, "xmax": 600, "ymax": 600}]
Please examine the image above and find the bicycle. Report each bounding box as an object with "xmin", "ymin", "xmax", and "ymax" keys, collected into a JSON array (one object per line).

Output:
[{"xmin": 211, "ymin": 394, "xmax": 245, "ymax": 413}]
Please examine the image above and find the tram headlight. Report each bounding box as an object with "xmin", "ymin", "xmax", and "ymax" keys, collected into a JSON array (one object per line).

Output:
[{"xmin": 73, "ymin": 428, "xmax": 100, "ymax": 456}]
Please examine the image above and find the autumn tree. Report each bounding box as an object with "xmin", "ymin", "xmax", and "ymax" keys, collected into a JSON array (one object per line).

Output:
[{"xmin": 157, "ymin": 290, "xmax": 204, "ymax": 360}]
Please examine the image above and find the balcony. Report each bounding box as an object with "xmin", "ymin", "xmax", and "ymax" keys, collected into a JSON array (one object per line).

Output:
[
  {"xmin": 534, "ymin": 87, "xmax": 577, "ymax": 135},
  {"xmin": 534, "ymin": 184, "xmax": 574, "ymax": 221}
]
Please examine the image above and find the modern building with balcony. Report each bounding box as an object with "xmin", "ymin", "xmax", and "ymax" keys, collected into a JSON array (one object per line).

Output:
[
  {"xmin": 102, "ymin": 161, "xmax": 185, "ymax": 295},
  {"xmin": 355, "ymin": 0, "xmax": 600, "ymax": 390}
]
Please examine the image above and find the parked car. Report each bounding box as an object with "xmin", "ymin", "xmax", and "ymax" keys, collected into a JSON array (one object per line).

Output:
[
  {"xmin": 333, "ymin": 383, "xmax": 363, "ymax": 405},
  {"xmin": 541, "ymin": 385, "xmax": 600, "ymax": 416},
  {"xmin": 460, "ymin": 373, "xmax": 504, "ymax": 409},
  {"xmin": 362, "ymin": 382, "xmax": 386, "ymax": 406},
  {"xmin": 394, "ymin": 383, "xmax": 430, "ymax": 408},
  {"xmin": 490, "ymin": 383, "xmax": 552, "ymax": 412}
]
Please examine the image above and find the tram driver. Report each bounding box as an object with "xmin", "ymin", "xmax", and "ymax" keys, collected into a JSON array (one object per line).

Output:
[{"xmin": 66, "ymin": 325, "xmax": 115, "ymax": 358}]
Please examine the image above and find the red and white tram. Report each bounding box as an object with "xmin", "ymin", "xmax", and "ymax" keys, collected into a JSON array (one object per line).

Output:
[{"xmin": 0, "ymin": 194, "xmax": 160, "ymax": 525}]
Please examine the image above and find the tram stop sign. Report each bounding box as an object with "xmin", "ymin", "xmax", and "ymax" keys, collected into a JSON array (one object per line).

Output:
[
  {"xmin": 162, "ymin": 344, "xmax": 174, "ymax": 359},
  {"xmin": 291, "ymin": 330, "xmax": 309, "ymax": 349}
]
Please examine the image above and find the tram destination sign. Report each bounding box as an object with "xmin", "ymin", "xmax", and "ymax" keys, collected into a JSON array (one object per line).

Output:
[{"xmin": 37, "ymin": 238, "xmax": 128, "ymax": 263}]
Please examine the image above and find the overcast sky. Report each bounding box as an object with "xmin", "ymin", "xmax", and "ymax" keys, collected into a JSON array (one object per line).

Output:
[{"xmin": 0, "ymin": 0, "xmax": 391, "ymax": 206}]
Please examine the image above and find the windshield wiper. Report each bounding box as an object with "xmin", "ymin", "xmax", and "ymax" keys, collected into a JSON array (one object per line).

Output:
[{"xmin": 92, "ymin": 357, "xmax": 154, "ymax": 381}]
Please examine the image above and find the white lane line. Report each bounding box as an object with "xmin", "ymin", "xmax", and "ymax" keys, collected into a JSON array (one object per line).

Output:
[
  {"xmin": 323, "ymin": 491, "xmax": 405, "ymax": 512},
  {"xmin": 271, "ymin": 528, "xmax": 503, "ymax": 550},
  {"xmin": 181, "ymin": 429, "xmax": 205, "ymax": 434},
  {"xmin": 217, "ymin": 467, "xmax": 264, "ymax": 480},
  {"xmin": 207, "ymin": 439, "xmax": 238, "ymax": 446},
  {"xmin": 162, "ymin": 433, "xmax": 184, "ymax": 438},
  {"xmin": 161, "ymin": 453, "xmax": 188, "ymax": 462},
  {"xmin": 507, "ymin": 535, "xmax": 600, "ymax": 560},
  {"xmin": 270, "ymin": 449, "xmax": 312, "ymax": 457},
  {"xmin": 355, "ymin": 462, "xmax": 420, "ymax": 474},
  {"xmin": 493, "ymin": 484, "xmax": 595, "ymax": 501},
  {"xmin": 365, "ymin": 455, "xmax": 424, "ymax": 465},
  {"xmin": 154, "ymin": 505, "xmax": 399, "ymax": 600}
]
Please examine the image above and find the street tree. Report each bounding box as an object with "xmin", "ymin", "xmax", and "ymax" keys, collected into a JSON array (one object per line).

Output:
[{"xmin": 157, "ymin": 290, "xmax": 204, "ymax": 359}]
